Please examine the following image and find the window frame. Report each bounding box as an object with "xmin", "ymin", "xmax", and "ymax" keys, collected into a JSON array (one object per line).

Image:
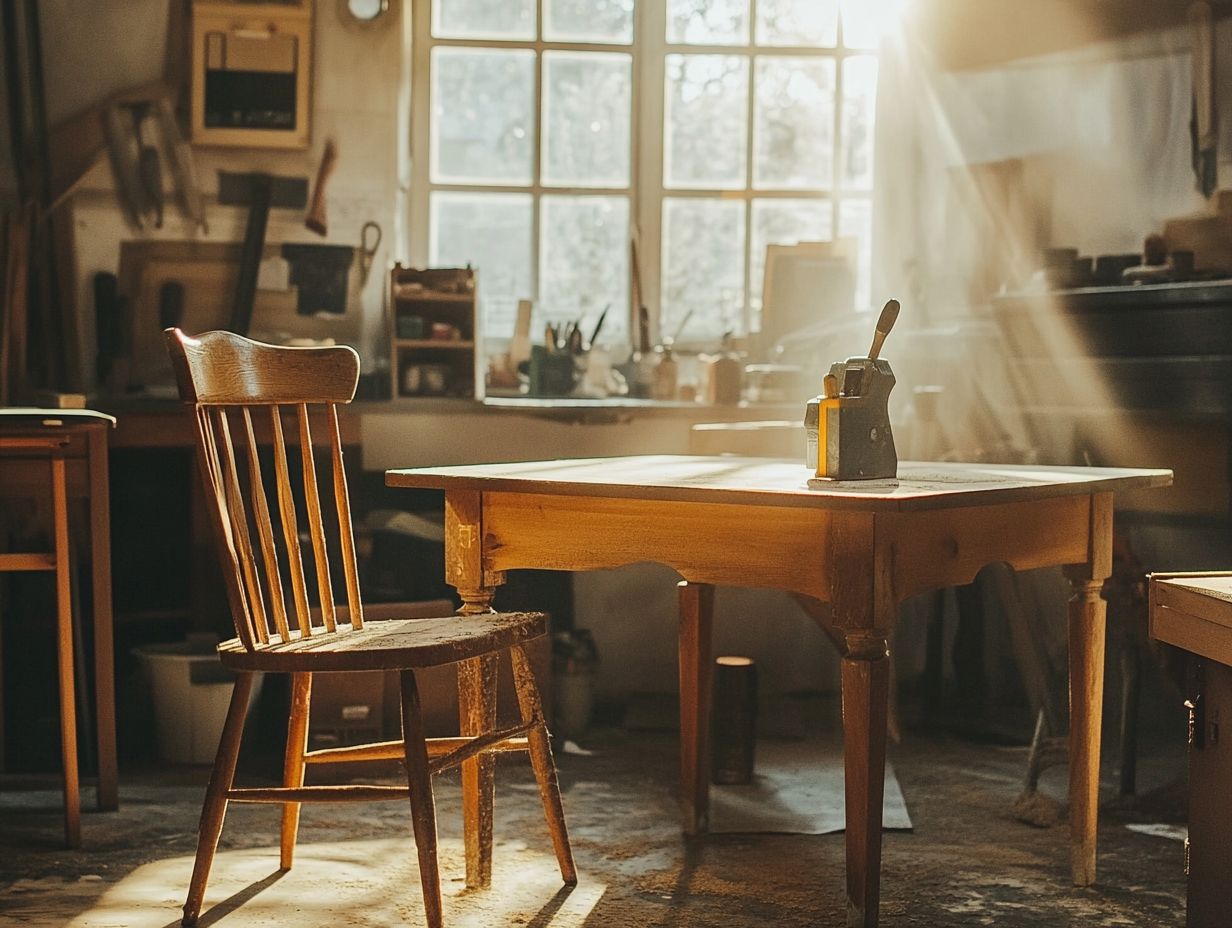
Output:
[{"xmin": 407, "ymin": 0, "xmax": 875, "ymax": 353}]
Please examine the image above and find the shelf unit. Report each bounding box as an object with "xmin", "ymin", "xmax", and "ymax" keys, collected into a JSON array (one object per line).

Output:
[{"xmin": 388, "ymin": 264, "xmax": 480, "ymax": 399}]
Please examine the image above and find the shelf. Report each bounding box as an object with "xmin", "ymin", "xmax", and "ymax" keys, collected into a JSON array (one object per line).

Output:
[
  {"xmin": 393, "ymin": 339, "xmax": 474, "ymax": 349},
  {"xmin": 389, "ymin": 264, "xmax": 479, "ymax": 400},
  {"xmin": 392, "ymin": 290, "xmax": 474, "ymax": 304}
]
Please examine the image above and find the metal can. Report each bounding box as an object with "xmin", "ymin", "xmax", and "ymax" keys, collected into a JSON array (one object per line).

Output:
[{"xmin": 711, "ymin": 655, "xmax": 757, "ymax": 785}]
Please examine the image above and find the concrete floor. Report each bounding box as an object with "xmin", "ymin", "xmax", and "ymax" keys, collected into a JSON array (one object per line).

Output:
[{"xmin": 0, "ymin": 703, "xmax": 1189, "ymax": 928}]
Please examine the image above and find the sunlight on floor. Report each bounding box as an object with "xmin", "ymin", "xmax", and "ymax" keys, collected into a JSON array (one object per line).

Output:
[{"xmin": 3, "ymin": 837, "xmax": 603, "ymax": 928}]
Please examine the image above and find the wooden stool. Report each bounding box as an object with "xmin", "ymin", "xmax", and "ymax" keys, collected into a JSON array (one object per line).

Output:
[{"xmin": 0, "ymin": 409, "xmax": 117, "ymax": 848}]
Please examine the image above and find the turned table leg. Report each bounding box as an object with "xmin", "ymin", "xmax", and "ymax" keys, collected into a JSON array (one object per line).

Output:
[
  {"xmin": 678, "ymin": 580, "xmax": 715, "ymax": 836},
  {"xmin": 456, "ymin": 631, "xmax": 498, "ymax": 888},
  {"xmin": 445, "ymin": 489, "xmax": 502, "ymax": 889},
  {"xmin": 1064, "ymin": 570, "xmax": 1108, "ymax": 886},
  {"xmin": 1064, "ymin": 491, "xmax": 1113, "ymax": 887},
  {"xmin": 842, "ymin": 632, "xmax": 891, "ymax": 928}
]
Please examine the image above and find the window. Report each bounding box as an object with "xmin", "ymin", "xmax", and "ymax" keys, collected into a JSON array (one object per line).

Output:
[{"xmin": 408, "ymin": 0, "xmax": 878, "ymax": 352}]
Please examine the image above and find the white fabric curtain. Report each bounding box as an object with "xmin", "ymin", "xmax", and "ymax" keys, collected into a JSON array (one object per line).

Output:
[{"xmin": 873, "ymin": 21, "xmax": 1205, "ymax": 324}]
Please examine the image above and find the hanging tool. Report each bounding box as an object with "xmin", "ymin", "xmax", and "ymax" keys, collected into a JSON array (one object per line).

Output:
[
  {"xmin": 217, "ymin": 170, "xmax": 309, "ymax": 335},
  {"xmin": 102, "ymin": 103, "xmax": 148, "ymax": 231},
  {"xmin": 305, "ymin": 139, "xmax": 338, "ymax": 236},
  {"xmin": 358, "ymin": 220, "xmax": 382, "ymax": 287},
  {"xmin": 151, "ymin": 98, "xmax": 208, "ymax": 233},
  {"xmin": 129, "ymin": 103, "xmax": 164, "ymax": 229}
]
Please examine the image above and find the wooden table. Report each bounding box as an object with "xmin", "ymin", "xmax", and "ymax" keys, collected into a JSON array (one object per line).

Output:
[{"xmin": 387, "ymin": 455, "xmax": 1172, "ymax": 927}]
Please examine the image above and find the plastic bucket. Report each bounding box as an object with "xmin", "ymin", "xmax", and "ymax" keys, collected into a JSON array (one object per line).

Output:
[{"xmin": 135, "ymin": 642, "xmax": 262, "ymax": 764}]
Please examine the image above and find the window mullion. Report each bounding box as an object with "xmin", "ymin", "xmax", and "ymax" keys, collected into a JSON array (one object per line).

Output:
[
  {"xmin": 637, "ymin": 0, "xmax": 667, "ymax": 346},
  {"xmin": 743, "ymin": 0, "xmax": 758, "ymax": 337},
  {"xmin": 409, "ymin": 0, "xmax": 433, "ymax": 267},
  {"xmin": 532, "ymin": 0, "xmax": 545, "ymax": 305},
  {"xmin": 833, "ymin": 21, "xmax": 847, "ymax": 244}
]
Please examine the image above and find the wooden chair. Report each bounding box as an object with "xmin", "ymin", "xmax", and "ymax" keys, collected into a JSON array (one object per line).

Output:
[{"xmin": 164, "ymin": 328, "xmax": 575, "ymax": 928}]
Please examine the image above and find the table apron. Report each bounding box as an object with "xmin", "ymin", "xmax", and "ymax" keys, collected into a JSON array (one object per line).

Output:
[
  {"xmin": 474, "ymin": 490, "xmax": 1099, "ymax": 607},
  {"xmin": 885, "ymin": 492, "xmax": 1096, "ymax": 601},
  {"xmin": 481, "ymin": 491, "xmax": 832, "ymax": 601}
]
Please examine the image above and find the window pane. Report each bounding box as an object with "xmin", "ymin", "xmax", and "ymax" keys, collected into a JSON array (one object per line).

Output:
[
  {"xmin": 839, "ymin": 198, "xmax": 872, "ymax": 312},
  {"xmin": 543, "ymin": 52, "xmax": 632, "ymax": 188},
  {"xmin": 839, "ymin": 1, "xmax": 882, "ymax": 49},
  {"xmin": 750, "ymin": 198, "xmax": 833, "ymax": 326},
  {"xmin": 545, "ymin": 0, "xmax": 634, "ymax": 43},
  {"xmin": 756, "ymin": 0, "xmax": 838, "ymax": 46},
  {"xmin": 433, "ymin": 0, "xmax": 534, "ymax": 39},
  {"xmin": 431, "ymin": 48, "xmax": 535, "ymax": 185},
  {"xmin": 841, "ymin": 56, "xmax": 878, "ymax": 190},
  {"xmin": 540, "ymin": 196, "xmax": 630, "ymax": 344},
  {"xmin": 667, "ymin": 0, "xmax": 749, "ymax": 44},
  {"xmin": 430, "ymin": 192, "xmax": 533, "ymax": 338},
  {"xmin": 661, "ymin": 198, "xmax": 746, "ymax": 340},
  {"xmin": 754, "ymin": 57, "xmax": 835, "ymax": 189},
  {"xmin": 664, "ymin": 55, "xmax": 749, "ymax": 189}
]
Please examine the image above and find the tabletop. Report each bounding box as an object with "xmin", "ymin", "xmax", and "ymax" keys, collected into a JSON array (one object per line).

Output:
[{"xmin": 387, "ymin": 455, "xmax": 1173, "ymax": 513}]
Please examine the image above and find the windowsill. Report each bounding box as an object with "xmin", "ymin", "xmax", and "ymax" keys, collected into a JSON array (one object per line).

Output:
[
  {"xmin": 480, "ymin": 394, "xmax": 802, "ymax": 422},
  {"xmin": 366, "ymin": 393, "xmax": 803, "ymax": 423}
]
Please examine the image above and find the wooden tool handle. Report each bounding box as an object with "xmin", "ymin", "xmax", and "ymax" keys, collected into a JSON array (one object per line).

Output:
[
  {"xmin": 305, "ymin": 139, "xmax": 338, "ymax": 236},
  {"xmin": 867, "ymin": 298, "xmax": 900, "ymax": 360}
]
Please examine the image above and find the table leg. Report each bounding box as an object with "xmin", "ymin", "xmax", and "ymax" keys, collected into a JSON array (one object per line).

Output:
[
  {"xmin": 841, "ymin": 633, "xmax": 890, "ymax": 928},
  {"xmin": 1064, "ymin": 491, "xmax": 1113, "ymax": 887},
  {"xmin": 678, "ymin": 580, "xmax": 714, "ymax": 835},
  {"xmin": 87, "ymin": 427, "xmax": 118, "ymax": 811},
  {"xmin": 52, "ymin": 457, "xmax": 81, "ymax": 848},
  {"xmin": 445, "ymin": 489, "xmax": 502, "ymax": 889},
  {"xmin": 457, "ymin": 645, "xmax": 497, "ymax": 888},
  {"xmin": 1064, "ymin": 570, "xmax": 1107, "ymax": 886}
]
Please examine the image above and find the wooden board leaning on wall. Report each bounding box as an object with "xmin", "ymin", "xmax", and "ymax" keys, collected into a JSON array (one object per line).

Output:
[{"xmin": 112, "ymin": 240, "xmax": 363, "ymax": 397}]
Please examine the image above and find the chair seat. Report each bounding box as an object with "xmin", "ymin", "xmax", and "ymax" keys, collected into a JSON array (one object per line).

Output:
[{"xmin": 218, "ymin": 611, "xmax": 548, "ymax": 672}]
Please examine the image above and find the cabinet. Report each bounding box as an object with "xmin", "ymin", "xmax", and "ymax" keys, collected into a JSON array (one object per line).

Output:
[{"xmin": 388, "ymin": 264, "xmax": 479, "ymax": 400}]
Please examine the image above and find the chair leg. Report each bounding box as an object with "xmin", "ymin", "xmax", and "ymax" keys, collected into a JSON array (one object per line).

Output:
[
  {"xmin": 400, "ymin": 669, "xmax": 443, "ymax": 928},
  {"xmin": 51, "ymin": 457, "xmax": 80, "ymax": 849},
  {"xmin": 280, "ymin": 672, "xmax": 313, "ymax": 869},
  {"xmin": 183, "ymin": 671, "xmax": 256, "ymax": 928},
  {"xmin": 510, "ymin": 645, "xmax": 577, "ymax": 885}
]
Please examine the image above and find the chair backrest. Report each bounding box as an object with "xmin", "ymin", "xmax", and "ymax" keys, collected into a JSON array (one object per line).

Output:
[{"xmin": 165, "ymin": 328, "xmax": 365, "ymax": 650}]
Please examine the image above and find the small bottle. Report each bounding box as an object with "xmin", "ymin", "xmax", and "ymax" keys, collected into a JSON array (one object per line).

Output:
[
  {"xmin": 706, "ymin": 332, "xmax": 743, "ymax": 405},
  {"xmin": 653, "ymin": 342, "xmax": 678, "ymax": 400}
]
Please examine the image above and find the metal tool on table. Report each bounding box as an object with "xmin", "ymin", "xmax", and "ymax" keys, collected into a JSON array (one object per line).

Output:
[
  {"xmin": 358, "ymin": 221, "xmax": 382, "ymax": 287},
  {"xmin": 804, "ymin": 298, "xmax": 901, "ymax": 481}
]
